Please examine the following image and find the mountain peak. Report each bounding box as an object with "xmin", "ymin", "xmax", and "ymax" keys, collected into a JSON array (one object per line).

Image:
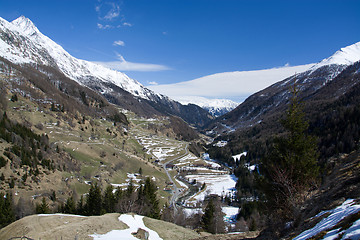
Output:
[
  {"xmin": 311, "ymin": 41, "xmax": 360, "ymax": 70},
  {"xmin": 11, "ymin": 15, "xmax": 40, "ymax": 36}
]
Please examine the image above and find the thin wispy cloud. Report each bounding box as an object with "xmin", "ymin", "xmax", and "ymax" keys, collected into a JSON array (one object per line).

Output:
[
  {"xmin": 103, "ymin": 2, "xmax": 120, "ymax": 20},
  {"xmin": 148, "ymin": 81, "xmax": 158, "ymax": 85},
  {"xmin": 148, "ymin": 64, "xmax": 314, "ymax": 102},
  {"xmin": 113, "ymin": 40, "xmax": 125, "ymax": 46},
  {"xmin": 95, "ymin": 0, "xmax": 132, "ymax": 29},
  {"xmin": 97, "ymin": 23, "xmax": 112, "ymax": 29},
  {"xmin": 93, "ymin": 53, "xmax": 171, "ymax": 72},
  {"xmin": 123, "ymin": 22, "xmax": 133, "ymax": 27}
]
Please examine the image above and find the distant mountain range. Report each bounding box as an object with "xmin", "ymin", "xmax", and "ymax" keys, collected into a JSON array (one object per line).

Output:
[
  {"xmin": 0, "ymin": 16, "xmax": 212, "ymax": 132},
  {"xmin": 175, "ymin": 96, "xmax": 239, "ymax": 117}
]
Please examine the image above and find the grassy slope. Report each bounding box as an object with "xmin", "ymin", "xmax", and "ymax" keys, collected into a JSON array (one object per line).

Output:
[
  {"xmin": 0, "ymin": 88, "xmax": 207, "ymax": 207},
  {"xmin": 0, "ymin": 213, "xmax": 200, "ymax": 240}
]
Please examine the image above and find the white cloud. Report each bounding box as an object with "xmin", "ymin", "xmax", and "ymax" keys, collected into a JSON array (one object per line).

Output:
[
  {"xmin": 123, "ymin": 22, "xmax": 133, "ymax": 27},
  {"xmin": 103, "ymin": 2, "xmax": 120, "ymax": 20},
  {"xmin": 96, "ymin": 1, "xmax": 132, "ymax": 28},
  {"xmin": 94, "ymin": 54, "xmax": 171, "ymax": 72},
  {"xmin": 97, "ymin": 23, "xmax": 112, "ymax": 29},
  {"xmin": 147, "ymin": 64, "xmax": 314, "ymax": 102},
  {"xmin": 113, "ymin": 40, "xmax": 125, "ymax": 46},
  {"xmin": 148, "ymin": 81, "xmax": 158, "ymax": 85}
]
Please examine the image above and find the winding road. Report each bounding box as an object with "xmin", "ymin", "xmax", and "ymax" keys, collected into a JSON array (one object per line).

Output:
[{"xmin": 161, "ymin": 143, "xmax": 189, "ymax": 212}]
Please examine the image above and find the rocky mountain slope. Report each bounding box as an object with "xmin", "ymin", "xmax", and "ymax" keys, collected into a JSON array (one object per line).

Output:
[{"xmin": 0, "ymin": 16, "xmax": 212, "ymax": 129}]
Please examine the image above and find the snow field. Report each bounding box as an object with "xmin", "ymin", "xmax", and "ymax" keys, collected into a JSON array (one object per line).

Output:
[{"xmin": 184, "ymin": 174, "xmax": 237, "ymax": 205}]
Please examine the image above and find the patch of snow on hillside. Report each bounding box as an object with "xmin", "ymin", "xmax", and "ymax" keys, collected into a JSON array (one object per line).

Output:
[
  {"xmin": 293, "ymin": 199, "xmax": 360, "ymax": 240},
  {"xmin": 90, "ymin": 214, "xmax": 163, "ymax": 240},
  {"xmin": 213, "ymin": 140, "xmax": 228, "ymax": 147},
  {"xmin": 232, "ymin": 152, "xmax": 247, "ymax": 162}
]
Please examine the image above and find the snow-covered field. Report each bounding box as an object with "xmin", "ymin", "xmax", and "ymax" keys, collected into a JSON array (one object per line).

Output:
[
  {"xmin": 185, "ymin": 174, "xmax": 237, "ymax": 205},
  {"xmin": 90, "ymin": 214, "xmax": 163, "ymax": 240},
  {"xmin": 222, "ymin": 206, "xmax": 240, "ymax": 223}
]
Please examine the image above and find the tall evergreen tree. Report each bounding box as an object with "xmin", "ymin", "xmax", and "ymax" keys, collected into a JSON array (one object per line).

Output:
[
  {"xmin": 63, "ymin": 196, "xmax": 77, "ymax": 214},
  {"xmin": 76, "ymin": 195, "xmax": 85, "ymax": 215},
  {"xmin": 201, "ymin": 197, "xmax": 225, "ymax": 234},
  {"xmin": 85, "ymin": 183, "xmax": 102, "ymax": 215},
  {"xmin": 201, "ymin": 198, "xmax": 215, "ymax": 232},
  {"xmin": 36, "ymin": 197, "xmax": 50, "ymax": 214},
  {"xmin": 259, "ymin": 85, "xmax": 319, "ymax": 220},
  {"xmin": 103, "ymin": 185, "xmax": 116, "ymax": 213},
  {"xmin": 143, "ymin": 177, "xmax": 160, "ymax": 219},
  {"xmin": 0, "ymin": 192, "xmax": 15, "ymax": 228}
]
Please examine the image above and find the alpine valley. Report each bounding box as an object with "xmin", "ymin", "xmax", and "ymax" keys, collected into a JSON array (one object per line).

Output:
[{"xmin": 1, "ymin": 15, "xmax": 360, "ymax": 240}]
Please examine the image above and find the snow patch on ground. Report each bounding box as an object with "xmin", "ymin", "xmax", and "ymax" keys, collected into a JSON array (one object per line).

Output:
[
  {"xmin": 293, "ymin": 199, "xmax": 360, "ymax": 240},
  {"xmin": 90, "ymin": 214, "xmax": 163, "ymax": 240},
  {"xmin": 222, "ymin": 206, "xmax": 239, "ymax": 223},
  {"xmin": 37, "ymin": 213, "xmax": 87, "ymax": 218}
]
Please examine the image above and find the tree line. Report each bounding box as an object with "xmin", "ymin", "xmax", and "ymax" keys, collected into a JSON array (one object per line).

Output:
[{"xmin": 58, "ymin": 178, "xmax": 160, "ymax": 219}]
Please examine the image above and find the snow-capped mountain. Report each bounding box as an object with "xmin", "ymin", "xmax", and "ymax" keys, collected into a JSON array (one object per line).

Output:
[
  {"xmin": 0, "ymin": 16, "xmax": 212, "ymax": 128},
  {"xmin": 208, "ymin": 41, "xmax": 360, "ymax": 133},
  {"xmin": 0, "ymin": 16, "xmax": 154, "ymax": 100},
  {"xmin": 310, "ymin": 41, "xmax": 360, "ymax": 71},
  {"xmin": 176, "ymin": 96, "xmax": 239, "ymax": 117}
]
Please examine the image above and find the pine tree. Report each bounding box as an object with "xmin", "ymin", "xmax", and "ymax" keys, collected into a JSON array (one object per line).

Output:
[
  {"xmin": 76, "ymin": 195, "xmax": 85, "ymax": 215},
  {"xmin": 0, "ymin": 192, "xmax": 15, "ymax": 228},
  {"xmin": 103, "ymin": 185, "xmax": 116, "ymax": 213},
  {"xmin": 143, "ymin": 177, "xmax": 160, "ymax": 219},
  {"xmin": 85, "ymin": 183, "xmax": 102, "ymax": 215},
  {"xmin": 63, "ymin": 196, "xmax": 76, "ymax": 214},
  {"xmin": 36, "ymin": 197, "xmax": 50, "ymax": 214},
  {"xmin": 201, "ymin": 197, "xmax": 225, "ymax": 234},
  {"xmin": 259, "ymin": 85, "xmax": 319, "ymax": 220},
  {"xmin": 201, "ymin": 199, "xmax": 215, "ymax": 232}
]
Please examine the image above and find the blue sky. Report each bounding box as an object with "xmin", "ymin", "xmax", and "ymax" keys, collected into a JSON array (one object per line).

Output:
[{"xmin": 1, "ymin": 0, "xmax": 360, "ymax": 88}]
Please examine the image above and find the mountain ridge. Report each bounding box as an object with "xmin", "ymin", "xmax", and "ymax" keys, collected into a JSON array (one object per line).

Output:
[
  {"xmin": 0, "ymin": 15, "xmax": 212, "ymax": 129},
  {"xmin": 207, "ymin": 41, "xmax": 360, "ymax": 134}
]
